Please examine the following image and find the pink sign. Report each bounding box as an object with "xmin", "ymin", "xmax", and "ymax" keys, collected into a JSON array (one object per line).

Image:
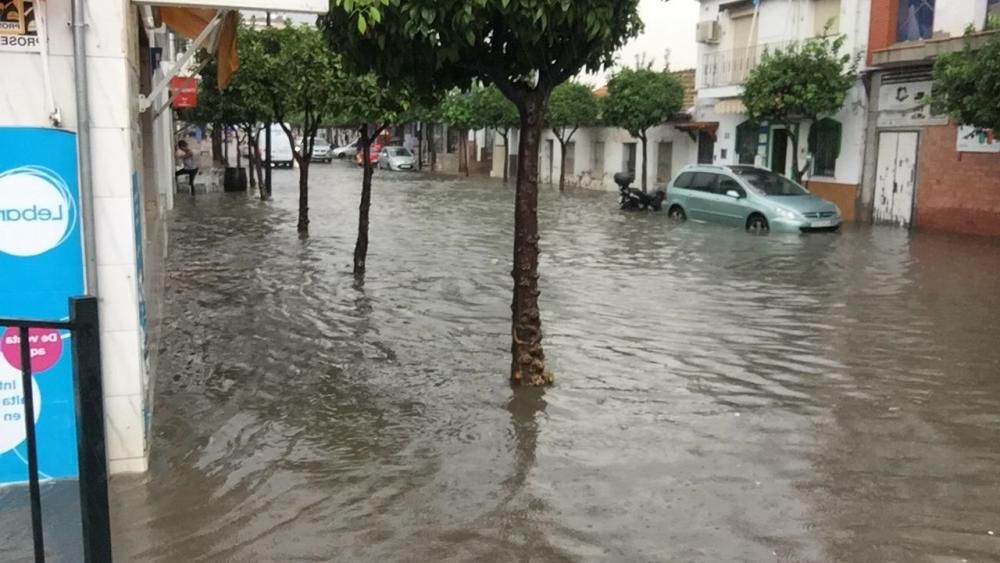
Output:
[{"xmin": 1, "ymin": 326, "xmax": 63, "ymax": 373}]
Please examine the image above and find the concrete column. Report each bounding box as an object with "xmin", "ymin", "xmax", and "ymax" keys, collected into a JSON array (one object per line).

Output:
[{"xmin": 857, "ymin": 71, "xmax": 882, "ymax": 224}]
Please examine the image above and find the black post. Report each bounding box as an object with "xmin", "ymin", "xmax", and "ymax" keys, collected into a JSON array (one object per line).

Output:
[
  {"xmin": 18, "ymin": 326, "xmax": 45, "ymax": 563},
  {"xmin": 70, "ymin": 297, "xmax": 112, "ymax": 563}
]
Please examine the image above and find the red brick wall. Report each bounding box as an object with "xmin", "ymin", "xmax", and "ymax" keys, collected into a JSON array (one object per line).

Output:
[
  {"xmin": 868, "ymin": 0, "xmax": 898, "ymax": 63},
  {"xmin": 916, "ymin": 123, "xmax": 1000, "ymax": 237}
]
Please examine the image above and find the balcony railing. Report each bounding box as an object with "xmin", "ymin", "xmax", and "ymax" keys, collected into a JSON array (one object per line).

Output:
[{"xmin": 699, "ymin": 40, "xmax": 797, "ymax": 89}]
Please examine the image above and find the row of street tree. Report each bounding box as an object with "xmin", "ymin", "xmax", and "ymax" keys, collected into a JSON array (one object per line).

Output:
[
  {"xmin": 190, "ymin": 1, "xmax": 976, "ymax": 388},
  {"xmin": 186, "ymin": 0, "xmax": 664, "ymax": 387}
]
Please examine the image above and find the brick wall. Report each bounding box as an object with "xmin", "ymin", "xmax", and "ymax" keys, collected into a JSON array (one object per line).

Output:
[
  {"xmin": 868, "ymin": 0, "xmax": 898, "ymax": 63},
  {"xmin": 916, "ymin": 123, "xmax": 1000, "ymax": 237}
]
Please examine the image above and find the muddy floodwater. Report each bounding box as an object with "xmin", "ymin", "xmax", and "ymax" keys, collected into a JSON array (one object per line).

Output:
[{"xmin": 88, "ymin": 165, "xmax": 1000, "ymax": 560}]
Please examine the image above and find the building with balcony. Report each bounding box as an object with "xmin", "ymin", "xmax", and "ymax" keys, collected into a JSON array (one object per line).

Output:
[
  {"xmin": 859, "ymin": 0, "xmax": 1000, "ymax": 236},
  {"xmin": 693, "ymin": 0, "xmax": 871, "ymax": 220}
]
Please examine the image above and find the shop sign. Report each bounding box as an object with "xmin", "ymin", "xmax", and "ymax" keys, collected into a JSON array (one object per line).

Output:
[{"xmin": 0, "ymin": 0, "xmax": 40, "ymax": 53}]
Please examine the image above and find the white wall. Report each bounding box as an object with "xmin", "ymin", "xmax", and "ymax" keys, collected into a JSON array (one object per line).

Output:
[
  {"xmin": 0, "ymin": 0, "xmax": 158, "ymax": 474},
  {"xmin": 537, "ymin": 125, "xmax": 697, "ymax": 191}
]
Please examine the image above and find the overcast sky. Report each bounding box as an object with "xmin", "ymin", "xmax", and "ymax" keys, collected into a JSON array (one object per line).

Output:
[
  {"xmin": 255, "ymin": 0, "xmax": 701, "ymax": 86},
  {"xmin": 584, "ymin": 0, "xmax": 701, "ymax": 85}
]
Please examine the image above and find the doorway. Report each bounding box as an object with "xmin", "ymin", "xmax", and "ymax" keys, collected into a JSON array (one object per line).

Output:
[
  {"xmin": 770, "ymin": 128, "xmax": 788, "ymax": 175},
  {"xmin": 656, "ymin": 142, "xmax": 673, "ymax": 184},
  {"xmin": 623, "ymin": 142, "xmax": 637, "ymax": 176},
  {"xmin": 874, "ymin": 131, "xmax": 919, "ymax": 227},
  {"xmin": 697, "ymin": 131, "xmax": 714, "ymax": 164},
  {"xmin": 542, "ymin": 139, "xmax": 554, "ymax": 184}
]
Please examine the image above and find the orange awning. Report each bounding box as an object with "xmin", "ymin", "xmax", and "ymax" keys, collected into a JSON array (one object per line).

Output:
[{"xmin": 159, "ymin": 8, "xmax": 239, "ymax": 89}]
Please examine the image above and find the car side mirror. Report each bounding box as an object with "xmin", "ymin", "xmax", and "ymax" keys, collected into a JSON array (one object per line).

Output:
[{"xmin": 726, "ymin": 189, "xmax": 743, "ymax": 199}]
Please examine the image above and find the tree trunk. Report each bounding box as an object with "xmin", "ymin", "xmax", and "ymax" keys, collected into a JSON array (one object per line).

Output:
[
  {"xmin": 459, "ymin": 131, "xmax": 469, "ymax": 176},
  {"xmin": 418, "ymin": 125, "xmax": 424, "ymax": 171},
  {"xmin": 510, "ymin": 90, "xmax": 552, "ymax": 387},
  {"xmin": 501, "ymin": 132, "xmax": 510, "ymax": 183},
  {"xmin": 789, "ymin": 124, "xmax": 806, "ymax": 182},
  {"xmin": 245, "ymin": 127, "xmax": 257, "ymax": 190},
  {"xmin": 297, "ymin": 158, "xmax": 309, "ymax": 233},
  {"xmin": 558, "ymin": 137, "xmax": 567, "ymax": 192},
  {"xmin": 212, "ymin": 125, "xmax": 223, "ymax": 164},
  {"xmin": 429, "ymin": 124, "xmax": 438, "ymax": 172},
  {"xmin": 640, "ymin": 134, "xmax": 648, "ymax": 193},
  {"xmin": 264, "ymin": 123, "xmax": 273, "ymax": 199},
  {"xmin": 354, "ymin": 131, "xmax": 375, "ymax": 275},
  {"xmin": 223, "ymin": 127, "xmax": 230, "ymax": 166}
]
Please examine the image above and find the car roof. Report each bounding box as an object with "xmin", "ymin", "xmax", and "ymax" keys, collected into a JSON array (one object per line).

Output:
[{"xmin": 677, "ymin": 164, "xmax": 769, "ymax": 174}]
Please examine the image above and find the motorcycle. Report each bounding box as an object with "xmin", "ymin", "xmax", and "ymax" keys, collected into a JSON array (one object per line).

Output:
[{"xmin": 615, "ymin": 172, "xmax": 666, "ymax": 211}]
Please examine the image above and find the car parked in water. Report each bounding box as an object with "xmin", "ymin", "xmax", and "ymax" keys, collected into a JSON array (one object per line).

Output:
[
  {"xmin": 307, "ymin": 139, "xmax": 332, "ymax": 163},
  {"xmin": 356, "ymin": 143, "xmax": 382, "ymax": 167},
  {"xmin": 332, "ymin": 140, "xmax": 359, "ymax": 159},
  {"xmin": 665, "ymin": 164, "xmax": 841, "ymax": 233},
  {"xmin": 378, "ymin": 146, "xmax": 416, "ymax": 171}
]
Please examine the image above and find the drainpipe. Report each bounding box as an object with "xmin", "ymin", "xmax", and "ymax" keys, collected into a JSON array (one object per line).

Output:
[{"xmin": 72, "ymin": 0, "xmax": 99, "ymax": 294}]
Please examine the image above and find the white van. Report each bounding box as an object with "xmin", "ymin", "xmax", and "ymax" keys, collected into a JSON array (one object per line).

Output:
[{"xmin": 256, "ymin": 123, "xmax": 295, "ymax": 168}]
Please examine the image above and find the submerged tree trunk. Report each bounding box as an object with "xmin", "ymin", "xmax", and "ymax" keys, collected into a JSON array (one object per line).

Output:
[
  {"xmin": 418, "ymin": 124, "xmax": 424, "ymax": 171},
  {"xmin": 245, "ymin": 126, "xmax": 257, "ymax": 191},
  {"xmin": 557, "ymin": 136, "xmax": 567, "ymax": 192},
  {"xmin": 510, "ymin": 91, "xmax": 552, "ymax": 387},
  {"xmin": 640, "ymin": 134, "xmax": 648, "ymax": 192},
  {"xmin": 354, "ymin": 130, "xmax": 375, "ymax": 275},
  {"xmin": 789, "ymin": 124, "xmax": 806, "ymax": 182},
  {"xmin": 295, "ymin": 128, "xmax": 316, "ymax": 234},
  {"xmin": 429, "ymin": 123, "xmax": 438, "ymax": 172},
  {"xmin": 459, "ymin": 131, "xmax": 469, "ymax": 176},
  {"xmin": 297, "ymin": 158, "xmax": 309, "ymax": 233},
  {"xmin": 212, "ymin": 125, "xmax": 223, "ymax": 164}
]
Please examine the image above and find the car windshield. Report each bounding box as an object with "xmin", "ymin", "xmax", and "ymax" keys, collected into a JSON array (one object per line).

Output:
[
  {"xmin": 732, "ymin": 168, "xmax": 809, "ymax": 196},
  {"xmin": 389, "ymin": 147, "xmax": 412, "ymax": 157}
]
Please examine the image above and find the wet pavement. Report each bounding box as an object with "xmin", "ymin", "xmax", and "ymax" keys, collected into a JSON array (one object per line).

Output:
[{"xmin": 13, "ymin": 162, "xmax": 1000, "ymax": 562}]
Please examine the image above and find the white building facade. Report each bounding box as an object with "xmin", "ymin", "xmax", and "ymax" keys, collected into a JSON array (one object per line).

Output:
[
  {"xmin": 492, "ymin": 70, "xmax": 700, "ymax": 192},
  {"xmin": 694, "ymin": 0, "xmax": 871, "ymax": 221}
]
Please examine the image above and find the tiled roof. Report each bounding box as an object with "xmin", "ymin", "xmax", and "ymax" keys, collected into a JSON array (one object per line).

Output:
[
  {"xmin": 671, "ymin": 68, "xmax": 696, "ymax": 108},
  {"xmin": 592, "ymin": 68, "xmax": 697, "ymax": 108}
]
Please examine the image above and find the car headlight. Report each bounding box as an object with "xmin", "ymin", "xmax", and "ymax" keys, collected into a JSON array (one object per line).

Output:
[
  {"xmin": 833, "ymin": 204, "xmax": 842, "ymax": 217},
  {"xmin": 775, "ymin": 207, "xmax": 801, "ymax": 220}
]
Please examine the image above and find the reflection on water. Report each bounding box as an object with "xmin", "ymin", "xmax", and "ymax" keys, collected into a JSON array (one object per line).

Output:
[{"xmin": 97, "ymin": 165, "xmax": 1000, "ymax": 561}]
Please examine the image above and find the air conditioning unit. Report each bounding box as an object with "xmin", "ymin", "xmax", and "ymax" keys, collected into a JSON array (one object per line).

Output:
[{"xmin": 696, "ymin": 21, "xmax": 721, "ymax": 44}]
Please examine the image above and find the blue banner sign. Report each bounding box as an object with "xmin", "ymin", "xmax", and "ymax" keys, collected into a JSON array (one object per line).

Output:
[{"xmin": 0, "ymin": 128, "xmax": 84, "ymax": 484}]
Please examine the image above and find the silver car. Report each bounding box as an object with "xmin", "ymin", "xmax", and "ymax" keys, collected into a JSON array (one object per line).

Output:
[
  {"xmin": 665, "ymin": 164, "xmax": 842, "ymax": 233},
  {"xmin": 378, "ymin": 146, "xmax": 416, "ymax": 171}
]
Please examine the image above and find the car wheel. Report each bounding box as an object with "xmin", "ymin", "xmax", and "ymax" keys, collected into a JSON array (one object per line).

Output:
[
  {"xmin": 746, "ymin": 213, "xmax": 769, "ymax": 234},
  {"xmin": 668, "ymin": 205, "xmax": 686, "ymax": 221}
]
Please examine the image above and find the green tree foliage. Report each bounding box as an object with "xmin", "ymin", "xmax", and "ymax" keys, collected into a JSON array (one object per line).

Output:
[
  {"xmin": 322, "ymin": 0, "xmax": 644, "ymax": 386},
  {"xmin": 440, "ymin": 89, "xmax": 476, "ymax": 175},
  {"xmin": 546, "ymin": 82, "xmax": 600, "ymax": 191},
  {"xmin": 602, "ymin": 69, "xmax": 683, "ymax": 191},
  {"xmin": 742, "ymin": 34, "xmax": 856, "ymax": 181},
  {"xmin": 245, "ymin": 24, "xmax": 345, "ymax": 233},
  {"xmin": 933, "ymin": 32, "xmax": 1000, "ymax": 133},
  {"xmin": 474, "ymin": 85, "xmax": 519, "ymax": 182}
]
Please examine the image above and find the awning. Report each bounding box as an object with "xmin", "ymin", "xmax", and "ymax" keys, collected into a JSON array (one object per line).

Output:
[
  {"xmin": 715, "ymin": 99, "xmax": 747, "ymax": 114},
  {"xmin": 160, "ymin": 8, "xmax": 239, "ymax": 89},
  {"xmin": 675, "ymin": 121, "xmax": 720, "ymax": 142}
]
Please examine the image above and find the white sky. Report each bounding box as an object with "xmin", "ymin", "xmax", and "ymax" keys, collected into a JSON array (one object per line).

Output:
[{"xmin": 583, "ymin": 0, "xmax": 701, "ymax": 85}]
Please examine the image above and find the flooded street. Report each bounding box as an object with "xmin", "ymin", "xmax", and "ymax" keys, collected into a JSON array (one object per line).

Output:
[{"xmin": 109, "ymin": 163, "xmax": 1000, "ymax": 562}]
